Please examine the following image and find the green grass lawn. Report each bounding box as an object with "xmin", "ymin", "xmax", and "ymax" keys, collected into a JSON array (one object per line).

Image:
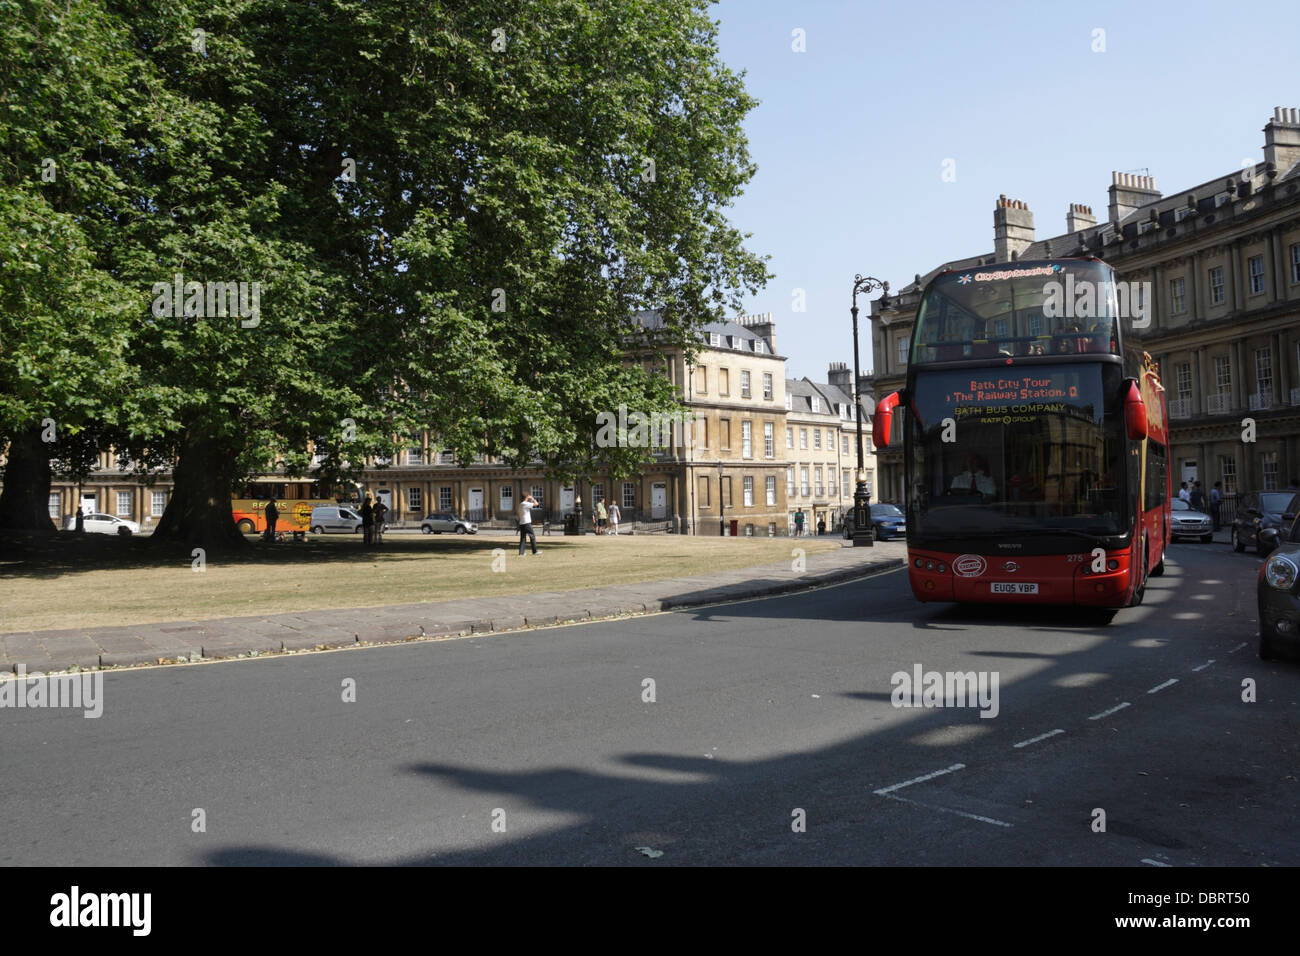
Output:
[{"xmin": 0, "ymin": 531, "xmax": 840, "ymax": 633}]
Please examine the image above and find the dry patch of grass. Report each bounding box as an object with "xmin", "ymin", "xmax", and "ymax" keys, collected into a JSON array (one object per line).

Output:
[{"xmin": 0, "ymin": 531, "xmax": 840, "ymax": 632}]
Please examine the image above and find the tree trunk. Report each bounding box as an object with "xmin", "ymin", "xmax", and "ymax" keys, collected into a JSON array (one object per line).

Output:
[
  {"xmin": 150, "ymin": 429, "xmax": 246, "ymax": 550},
  {"xmin": 0, "ymin": 424, "xmax": 58, "ymax": 532}
]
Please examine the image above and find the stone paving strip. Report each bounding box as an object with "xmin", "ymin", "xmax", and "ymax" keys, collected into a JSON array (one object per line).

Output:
[{"xmin": 1, "ymin": 543, "xmax": 903, "ymax": 674}]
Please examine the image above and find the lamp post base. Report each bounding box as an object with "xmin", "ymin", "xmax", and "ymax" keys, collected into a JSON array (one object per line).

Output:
[{"xmin": 852, "ymin": 483, "xmax": 874, "ymax": 548}]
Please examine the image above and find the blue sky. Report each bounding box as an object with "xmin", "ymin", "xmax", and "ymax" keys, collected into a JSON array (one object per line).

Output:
[{"xmin": 711, "ymin": 0, "xmax": 1300, "ymax": 380}]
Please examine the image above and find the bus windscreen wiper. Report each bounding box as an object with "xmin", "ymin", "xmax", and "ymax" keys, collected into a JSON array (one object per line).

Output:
[{"xmin": 1012, "ymin": 528, "xmax": 1118, "ymax": 546}]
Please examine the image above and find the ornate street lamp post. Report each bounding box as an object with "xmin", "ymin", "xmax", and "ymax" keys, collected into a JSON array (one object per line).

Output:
[
  {"xmin": 717, "ymin": 458, "xmax": 725, "ymax": 537},
  {"xmin": 851, "ymin": 274, "xmax": 890, "ymax": 547}
]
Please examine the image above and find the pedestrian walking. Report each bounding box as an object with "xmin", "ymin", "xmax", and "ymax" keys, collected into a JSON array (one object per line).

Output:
[
  {"xmin": 794, "ymin": 509, "xmax": 804, "ymax": 537},
  {"xmin": 608, "ymin": 502, "xmax": 620, "ymax": 535},
  {"xmin": 596, "ymin": 497, "xmax": 608, "ymax": 535},
  {"xmin": 1210, "ymin": 481, "xmax": 1223, "ymax": 531},
  {"xmin": 518, "ymin": 493, "xmax": 539, "ymax": 555},
  {"xmin": 372, "ymin": 497, "xmax": 388, "ymax": 545},
  {"xmin": 360, "ymin": 495, "xmax": 374, "ymax": 546},
  {"xmin": 1189, "ymin": 481, "xmax": 1206, "ymax": 513},
  {"xmin": 264, "ymin": 496, "xmax": 279, "ymax": 542}
]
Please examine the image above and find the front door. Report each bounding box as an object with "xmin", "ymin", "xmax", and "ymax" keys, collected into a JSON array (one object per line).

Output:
[
  {"xmin": 468, "ymin": 488, "xmax": 484, "ymax": 520},
  {"xmin": 651, "ymin": 482, "xmax": 667, "ymax": 519},
  {"xmin": 80, "ymin": 493, "xmax": 98, "ymax": 519},
  {"xmin": 1181, "ymin": 460, "xmax": 1198, "ymax": 486}
]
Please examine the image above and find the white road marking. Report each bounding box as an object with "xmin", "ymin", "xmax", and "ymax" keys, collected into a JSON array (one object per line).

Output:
[
  {"xmin": 1228, "ymin": 642, "xmax": 1247, "ymax": 653},
  {"xmin": 1013, "ymin": 729, "xmax": 1064, "ymax": 749},
  {"xmin": 1147, "ymin": 678, "xmax": 1178, "ymax": 694},
  {"xmin": 1141, "ymin": 858, "xmax": 1171, "ymax": 867},
  {"xmin": 1191, "ymin": 660, "xmax": 1215, "ymax": 672},
  {"xmin": 873, "ymin": 763, "xmax": 966, "ymax": 796},
  {"xmin": 881, "ymin": 793, "xmax": 1013, "ymax": 828},
  {"xmin": 1088, "ymin": 702, "xmax": 1130, "ymax": 720}
]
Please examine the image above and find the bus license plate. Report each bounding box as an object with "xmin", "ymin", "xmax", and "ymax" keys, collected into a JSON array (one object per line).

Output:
[{"xmin": 992, "ymin": 582, "xmax": 1038, "ymax": 594}]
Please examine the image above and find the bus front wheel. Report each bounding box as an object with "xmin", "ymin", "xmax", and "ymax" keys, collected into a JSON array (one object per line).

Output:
[{"xmin": 237, "ymin": 519, "xmax": 255, "ymax": 534}]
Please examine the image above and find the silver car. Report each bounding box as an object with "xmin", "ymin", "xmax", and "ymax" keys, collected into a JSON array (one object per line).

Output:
[
  {"xmin": 1169, "ymin": 498, "xmax": 1213, "ymax": 543},
  {"xmin": 421, "ymin": 512, "xmax": 477, "ymax": 534}
]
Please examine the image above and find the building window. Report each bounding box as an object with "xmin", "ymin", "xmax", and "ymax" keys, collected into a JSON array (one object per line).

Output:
[
  {"xmin": 1219, "ymin": 456, "xmax": 1237, "ymax": 494},
  {"xmin": 116, "ymin": 491, "xmax": 132, "ymax": 516},
  {"xmin": 1209, "ymin": 266, "xmax": 1225, "ymax": 304},
  {"xmin": 151, "ymin": 491, "xmax": 167, "ymax": 516},
  {"xmin": 1028, "ymin": 314, "xmax": 1042, "ymax": 336},
  {"xmin": 799, "ymin": 428, "xmax": 807, "ymax": 449},
  {"xmin": 531, "ymin": 485, "xmax": 544, "ymax": 507},
  {"xmin": 897, "ymin": 336, "xmax": 910, "ymax": 367},
  {"xmin": 762, "ymin": 373, "xmax": 773, "ymax": 400},
  {"xmin": 1256, "ymin": 347, "xmax": 1273, "ymax": 399},
  {"xmin": 813, "ymin": 428, "xmax": 821, "ymax": 450},
  {"xmin": 623, "ymin": 482, "xmax": 635, "ymax": 510},
  {"xmin": 697, "ymin": 417, "xmax": 709, "ymax": 449},
  {"xmin": 407, "ymin": 443, "xmax": 424, "ymax": 465},
  {"xmin": 1214, "ymin": 354, "xmax": 1231, "ymax": 392},
  {"xmin": 766, "ymin": 475, "xmax": 776, "ymax": 506},
  {"xmin": 408, "ymin": 487, "xmax": 423, "ymax": 512},
  {"xmin": 993, "ymin": 318, "xmax": 1008, "ymax": 338},
  {"xmin": 1175, "ymin": 362, "xmax": 1192, "ymax": 402},
  {"xmin": 591, "ymin": 483, "xmax": 604, "ymax": 506},
  {"xmin": 439, "ymin": 486, "xmax": 453, "ymax": 510},
  {"xmin": 811, "ymin": 396, "xmax": 820, "ymax": 413},
  {"xmin": 768, "ymin": 522, "xmax": 776, "ymax": 537},
  {"xmin": 1291, "ymin": 243, "xmax": 1300, "ymax": 284},
  {"xmin": 755, "ymin": 340, "xmax": 765, "ymax": 354},
  {"xmin": 48, "ymin": 493, "xmax": 61, "ymax": 519},
  {"xmin": 743, "ymin": 476, "xmax": 754, "ymax": 507},
  {"xmin": 815, "ymin": 466, "xmax": 823, "ymax": 497},
  {"xmin": 741, "ymin": 420, "xmax": 753, "ymax": 459},
  {"xmin": 499, "ymin": 485, "xmax": 514, "ymax": 512},
  {"xmin": 745, "ymin": 523, "xmax": 755, "ymax": 536},
  {"xmin": 843, "ymin": 469, "xmax": 851, "ymax": 493},
  {"xmin": 828, "ymin": 470, "xmax": 836, "ymax": 497},
  {"xmin": 1262, "ymin": 452, "xmax": 1278, "ymax": 491},
  {"xmin": 696, "ymin": 366, "xmax": 708, "ymax": 394},
  {"xmin": 721, "ymin": 419, "xmax": 731, "ymax": 450},
  {"xmin": 708, "ymin": 332, "xmax": 721, "ymax": 347},
  {"xmin": 842, "ymin": 435, "xmax": 849, "ymax": 455},
  {"xmin": 800, "ymin": 467, "xmax": 809, "ymax": 497},
  {"xmin": 720, "ymin": 368, "xmax": 730, "ymax": 396},
  {"xmin": 1169, "ymin": 276, "xmax": 1186, "ymax": 314},
  {"xmin": 699, "ymin": 476, "xmax": 710, "ymax": 507},
  {"xmin": 1248, "ymin": 254, "xmax": 1265, "ymax": 295},
  {"xmin": 786, "ymin": 426, "xmax": 793, "ymax": 448},
  {"xmin": 763, "ymin": 422, "xmax": 774, "ymax": 459},
  {"xmin": 740, "ymin": 370, "xmax": 751, "ymax": 398}
]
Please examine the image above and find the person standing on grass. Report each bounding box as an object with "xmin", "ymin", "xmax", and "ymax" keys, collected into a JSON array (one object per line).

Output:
[
  {"xmin": 1210, "ymin": 481, "xmax": 1223, "ymax": 531},
  {"xmin": 597, "ymin": 497, "xmax": 608, "ymax": 536},
  {"xmin": 360, "ymin": 495, "xmax": 374, "ymax": 546},
  {"xmin": 264, "ymin": 496, "xmax": 279, "ymax": 542},
  {"xmin": 608, "ymin": 501, "xmax": 620, "ymax": 535},
  {"xmin": 518, "ymin": 493, "xmax": 539, "ymax": 555},
  {"xmin": 372, "ymin": 497, "xmax": 388, "ymax": 545}
]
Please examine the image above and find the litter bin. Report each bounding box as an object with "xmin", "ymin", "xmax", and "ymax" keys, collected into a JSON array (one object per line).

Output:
[{"xmin": 564, "ymin": 513, "xmax": 579, "ymax": 535}]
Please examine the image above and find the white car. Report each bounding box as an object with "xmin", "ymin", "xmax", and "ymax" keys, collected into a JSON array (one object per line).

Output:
[{"xmin": 64, "ymin": 513, "xmax": 141, "ymax": 536}]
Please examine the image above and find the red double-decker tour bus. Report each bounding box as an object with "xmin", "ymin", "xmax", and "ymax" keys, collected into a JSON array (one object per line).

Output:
[{"xmin": 872, "ymin": 258, "xmax": 1170, "ymax": 611}]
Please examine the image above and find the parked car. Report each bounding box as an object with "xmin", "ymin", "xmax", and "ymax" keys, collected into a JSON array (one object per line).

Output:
[
  {"xmin": 1169, "ymin": 498, "xmax": 1213, "ymax": 543},
  {"xmin": 841, "ymin": 504, "xmax": 905, "ymax": 540},
  {"xmin": 63, "ymin": 513, "xmax": 140, "ymax": 536},
  {"xmin": 420, "ymin": 512, "xmax": 477, "ymax": 534},
  {"xmin": 1230, "ymin": 491, "xmax": 1299, "ymax": 555},
  {"xmin": 1256, "ymin": 514, "xmax": 1300, "ymax": 659},
  {"xmin": 308, "ymin": 505, "xmax": 363, "ymax": 534}
]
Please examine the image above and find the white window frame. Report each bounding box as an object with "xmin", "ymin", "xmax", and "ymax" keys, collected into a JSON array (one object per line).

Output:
[
  {"xmin": 786, "ymin": 426, "xmax": 793, "ymax": 449},
  {"xmin": 439, "ymin": 486, "xmax": 453, "ymax": 510},
  {"xmin": 741, "ymin": 420, "xmax": 752, "ymax": 459},
  {"xmin": 117, "ymin": 491, "xmax": 132, "ymax": 517},
  {"xmin": 1209, "ymin": 265, "xmax": 1225, "ymax": 304},
  {"xmin": 623, "ymin": 482, "xmax": 635, "ymax": 510},
  {"xmin": 408, "ymin": 487, "xmax": 423, "ymax": 512},
  {"xmin": 499, "ymin": 485, "xmax": 514, "ymax": 512},
  {"xmin": 151, "ymin": 491, "xmax": 167, "ymax": 516},
  {"xmin": 1169, "ymin": 276, "xmax": 1186, "ymax": 314},
  {"xmin": 1248, "ymin": 254, "xmax": 1265, "ymax": 295},
  {"xmin": 763, "ymin": 421, "xmax": 774, "ymax": 459},
  {"xmin": 1256, "ymin": 347, "xmax": 1273, "ymax": 398},
  {"xmin": 766, "ymin": 475, "xmax": 776, "ymax": 506},
  {"xmin": 740, "ymin": 370, "xmax": 751, "ymax": 398},
  {"xmin": 48, "ymin": 493, "xmax": 61, "ymax": 519},
  {"xmin": 799, "ymin": 428, "xmax": 807, "ymax": 449},
  {"xmin": 1214, "ymin": 354, "xmax": 1231, "ymax": 392},
  {"xmin": 743, "ymin": 476, "xmax": 754, "ymax": 507},
  {"xmin": 762, "ymin": 373, "xmax": 773, "ymax": 400}
]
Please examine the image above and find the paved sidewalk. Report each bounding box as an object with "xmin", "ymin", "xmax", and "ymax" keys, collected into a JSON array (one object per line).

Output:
[{"xmin": 1, "ymin": 541, "xmax": 905, "ymax": 674}]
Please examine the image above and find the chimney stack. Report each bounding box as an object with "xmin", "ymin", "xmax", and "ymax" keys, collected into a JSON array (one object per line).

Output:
[
  {"xmin": 827, "ymin": 361, "xmax": 851, "ymax": 391},
  {"xmin": 1264, "ymin": 106, "xmax": 1300, "ymax": 173},
  {"xmin": 1107, "ymin": 172, "xmax": 1161, "ymax": 223},
  {"xmin": 735, "ymin": 312, "xmax": 776, "ymax": 354},
  {"xmin": 993, "ymin": 195, "xmax": 1035, "ymax": 262},
  {"xmin": 1066, "ymin": 202, "xmax": 1096, "ymax": 234}
]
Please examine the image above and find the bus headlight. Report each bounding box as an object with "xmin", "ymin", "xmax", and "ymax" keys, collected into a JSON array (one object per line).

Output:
[{"xmin": 1264, "ymin": 554, "xmax": 1298, "ymax": 591}]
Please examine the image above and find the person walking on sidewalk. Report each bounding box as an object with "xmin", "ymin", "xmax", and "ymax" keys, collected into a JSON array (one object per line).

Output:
[
  {"xmin": 518, "ymin": 493, "xmax": 540, "ymax": 555},
  {"xmin": 1210, "ymin": 481, "xmax": 1223, "ymax": 531},
  {"xmin": 608, "ymin": 501, "xmax": 620, "ymax": 535}
]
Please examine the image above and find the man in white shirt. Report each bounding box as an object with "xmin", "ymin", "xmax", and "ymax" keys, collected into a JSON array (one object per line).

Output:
[
  {"xmin": 1177, "ymin": 482, "xmax": 1190, "ymax": 503},
  {"xmin": 951, "ymin": 455, "xmax": 996, "ymax": 497},
  {"xmin": 517, "ymin": 493, "xmax": 539, "ymax": 555}
]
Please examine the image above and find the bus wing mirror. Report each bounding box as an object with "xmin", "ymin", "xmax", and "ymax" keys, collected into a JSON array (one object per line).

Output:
[
  {"xmin": 1123, "ymin": 381, "xmax": 1148, "ymax": 441},
  {"xmin": 874, "ymin": 391, "xmax": 900, "ymax": 449}
]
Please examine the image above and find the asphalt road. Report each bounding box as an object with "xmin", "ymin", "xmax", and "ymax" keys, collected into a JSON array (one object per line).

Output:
[{"xmin": 3, "ymin": 540, "xmax": 1296, "ymax": 866}]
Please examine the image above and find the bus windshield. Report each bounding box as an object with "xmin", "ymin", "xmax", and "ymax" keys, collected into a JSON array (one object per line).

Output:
[
  {"xmin": 911, "ymin": 260, "xmax": 1119, "ymax": 363},
  {"xmin": 907, "ymin": 363, "xmax": 1128, "ymax": 537}
]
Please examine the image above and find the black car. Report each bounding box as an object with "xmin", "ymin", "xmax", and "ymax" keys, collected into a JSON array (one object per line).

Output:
[
  {"xmin": 1230, "ymin": 491, "xmax": 1299, "ymax": 555},
  {"xmin": 1257, "ymin": 514, "xmax": 1300, "ymax": 659}
]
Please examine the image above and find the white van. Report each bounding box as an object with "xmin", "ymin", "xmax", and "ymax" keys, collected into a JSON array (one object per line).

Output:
[{"xmin": 309, "ymin": 505, "xmax": 363, "ymax": 534}]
